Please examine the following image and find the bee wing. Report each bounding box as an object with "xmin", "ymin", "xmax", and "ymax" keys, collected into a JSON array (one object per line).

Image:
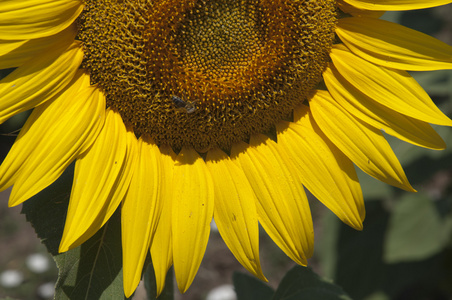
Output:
[{"xmin": 171, "ymin": 95, "xmax": 186, "ymax": 108}]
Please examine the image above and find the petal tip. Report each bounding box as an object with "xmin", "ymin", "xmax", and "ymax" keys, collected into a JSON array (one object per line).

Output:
[
  {"xmin": 346, "ymin": 216, "xmax": 364, "ymax": 231},
  {"xmin": 398, "ymin": 180, "xmax": 417, "ymax": 193},
  {"xmin": 124, "ymin": 285, "xmax": 135, "ymax": 299},
  {"xmin": 177, "ymin": 281, "xmax": 191, "ymax": 294},
  {"xmin": 353, "ymin": 221, "xmax": 364, "ymax": 231},
  {"xmin": 250, "ymin": 267, "xmax": 268, "ymax": 282},
  {"xmin": 123, "ymin": 267, "xmax": 142, "ymax": 298},
  {"xmin": 58, "ymin": 242, "xmax": 69, "ymax": 253}
]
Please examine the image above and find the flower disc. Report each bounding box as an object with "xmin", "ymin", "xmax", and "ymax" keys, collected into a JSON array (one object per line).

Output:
[{"xmin": 79, "ymin": 0, "xmax": 337, "ymax": 151}]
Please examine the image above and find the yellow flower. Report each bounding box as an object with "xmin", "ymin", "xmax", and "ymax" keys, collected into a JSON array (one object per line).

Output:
[{"xmin": 1, "ymin": 0, "xmax": 452, "ymax": 297}]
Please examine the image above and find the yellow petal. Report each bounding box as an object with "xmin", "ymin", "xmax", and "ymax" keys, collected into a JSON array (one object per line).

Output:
[
  {"xmin": 330, "ymin": 46, "xmax": 452, "ymax": 127},
  {"xmin": 2, "ymin": 73, "xmax": 105, "ymax": 206},
  {"xmin": 0, "ymin": 25, "xmax": 77, "ymax": 69},
  {"xmin": 150, "ymin": 145, "xmax": 177, "ymax": 297},
  {"xmin": 310, "ymin": 90, "xmax": 415, "ymax": 192},
  {"xmin": 342, "ymin": 0, "xmax": 452, "ymax": 11},
  {"xmin": 122, "ymin": 138, "xmax": 163, "ymax": 298},
  {"xmin": 59, "ymin": 110, "xmax": 137, "ymax": 251},
  {"xmin": 206, "ymin": 148, "xmax": 266, "ymax": 281},
  {"xmin": 337, "ymin": 1, "xmax": 385, "ymax": 18},
  {"xmin": 323, "ymin": 65, "xmax": 446, "ymax": 150},
  {"xmin": 172, "ymin": 147, "xmax": 214, "ymax": 293},
  {"xmin": 231, "ymin": 135, "xmax": 314, "ymax": 265},
  {"xmin": 337, "ymin": 17, "xmax": 452, "ymax": 71},
  {"xmin": 0, "ymin": 72, "xmax": 83, "ymax": 192},
  {"xmin": 0, "ymin": 0, "xmax": 83, "ymax": 40},
  {"xmin": 0, "ymin": 41, "xmax": 83, "ymax": 124},
  {"xmin": 279, "ymin": 106, "xmax": 365, "ymax": 230}
]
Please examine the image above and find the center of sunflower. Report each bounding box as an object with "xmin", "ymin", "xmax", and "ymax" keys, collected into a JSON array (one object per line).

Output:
[
  {"xmin": 174, "ymin": 1, "xmax": 264, "ymax": 80},
  {"xmin": 79, "ymin": 0, "xmax": 337, "ymax": 152}
]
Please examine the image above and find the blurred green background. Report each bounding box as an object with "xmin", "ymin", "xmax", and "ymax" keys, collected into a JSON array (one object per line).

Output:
[{"xmin": 1, "ymin": 4, "xmax": 452, "ymax": 300}]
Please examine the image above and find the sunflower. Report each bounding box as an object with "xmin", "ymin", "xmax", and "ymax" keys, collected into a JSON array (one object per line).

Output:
[{"xmin": 1, "ymin": 0, "xmax": 452, "ymax": 297}]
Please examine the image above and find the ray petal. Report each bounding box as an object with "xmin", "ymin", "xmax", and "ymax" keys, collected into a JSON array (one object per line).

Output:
[
  {"xmin": 231, "ymin": 135, "xmax": 314, "ymax": 265},
  {"xmin": 206, "ymin": 148, "xmax": 266, "ymax": 281},
  {"xmin": 278, "ymin": 105, "xmax": 365, "ymax": 229},
  {"xmin": 59, "ymin": 110, "xmax": 137, "ymax": 251},
  {"xmin": 1, "ymin": 72, "xmax": 106, "ymax": 206},
  {"xmin": 0, "ymin": 25, "xmax": 77, "ymax": 69},
  {"xmin": 330, "ymin": 46, "xmax": 452, "ymax": 126},
  {"xmin": 172, "ymin": 147, "xmax": 214, "ymax": 293},
  {"xmin": 310, "ymin": 90, "xmax": 415, "ymax": 191},
  {"xmin": 151, "ymin": 145, "xmax": 177, "ymax": 297},
  {"xmin": 342, "ymin": 0, "xmax": 452, "ymax": 11},
  {"xmin": 122, "ymin": 138, "xmax": 163, "ymax": 298},
  {"xmin": 0, "ymin": 0, "xmax": 84, "ymax": 40},
  {"xmin": 0, "ymin": 41, "xmax": 84, "ymax": 124},
  {"xmin": 323, "ymin": 65, "xmax": 446, "ymax": 150},
  {"xmin": 337, "ymin": 17, "xmax": 452, "ymax": 71},
  {"xmin": 337, "ymin": 1, "xmax": 385, "ymax": 18},
  {"xmin": 0, "ymin": 72, "xmax": 84, "ymax": 192}
]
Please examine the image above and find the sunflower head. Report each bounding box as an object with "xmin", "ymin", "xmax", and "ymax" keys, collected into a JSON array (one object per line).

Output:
[{"xmin": 79, "ymin": 0, "xmax": 337, "ymax": 152}]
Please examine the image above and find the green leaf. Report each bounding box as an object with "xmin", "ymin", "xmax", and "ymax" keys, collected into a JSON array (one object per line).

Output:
[
  {"xmin": 144, "ymin": 263, "xmax": 157, "ymax": 300},
  {"xmin": 364, "ymin": 291, "xmax": 390, "ymax": 300},
  {"xmin": 355, "ymin": 167, "xmax": 393, "ymax": 200},
  {"xmin": 233, "ymin": 272, "xmax": 274, "ymax": 300},
  {"xmin": 144, "ymin": 263, "xmax": 174, "ymax": 300},
  {"xmin": 384, "ymin": 193, "xmax": 451, "ymax": 263},
  {"xmin": 21, "ymin": 164, "xmax": 126, "ymax": 300},
  {"xmin": 53, "ymin": 211, "xmax": 125, "ymax": 300},
  {"xmin": 331, "ymin": 201, "xmax": 391, "ymax": 299},
  {"xmin": 327, "ymin": 201, "xmax": 450, "ymax": 299},
  {"xmin": 384, "ymin": 127, "xmax": 452, "ymax": 183},
  {"xmin": 316, "ymin": 211, "xmax": 341, "ymax": 279},
  {"xmin": 399, "ymin": 8, "xmax": 443, "ymax": 35},
  {"xmin": 272, "ymin": 266, "xmax": 351, "ymax": 300},
  {"xmin": 411, "ymin": 70, "xmax": 452, "ymax": 97},
  {"xmin": 21, "ymin": 164, "xmax": 74, "ymax": 255}
]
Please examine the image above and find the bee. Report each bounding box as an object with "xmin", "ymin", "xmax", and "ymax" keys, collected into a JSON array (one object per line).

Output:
[{"xmin": 171, "ymin": 95, "xmax": 197, "ymax": 114}]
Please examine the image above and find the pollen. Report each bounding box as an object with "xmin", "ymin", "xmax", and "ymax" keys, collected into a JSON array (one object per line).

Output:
[{"xmin": 79, "ymin": 0, "xmax": 337, "ymax": 152}]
